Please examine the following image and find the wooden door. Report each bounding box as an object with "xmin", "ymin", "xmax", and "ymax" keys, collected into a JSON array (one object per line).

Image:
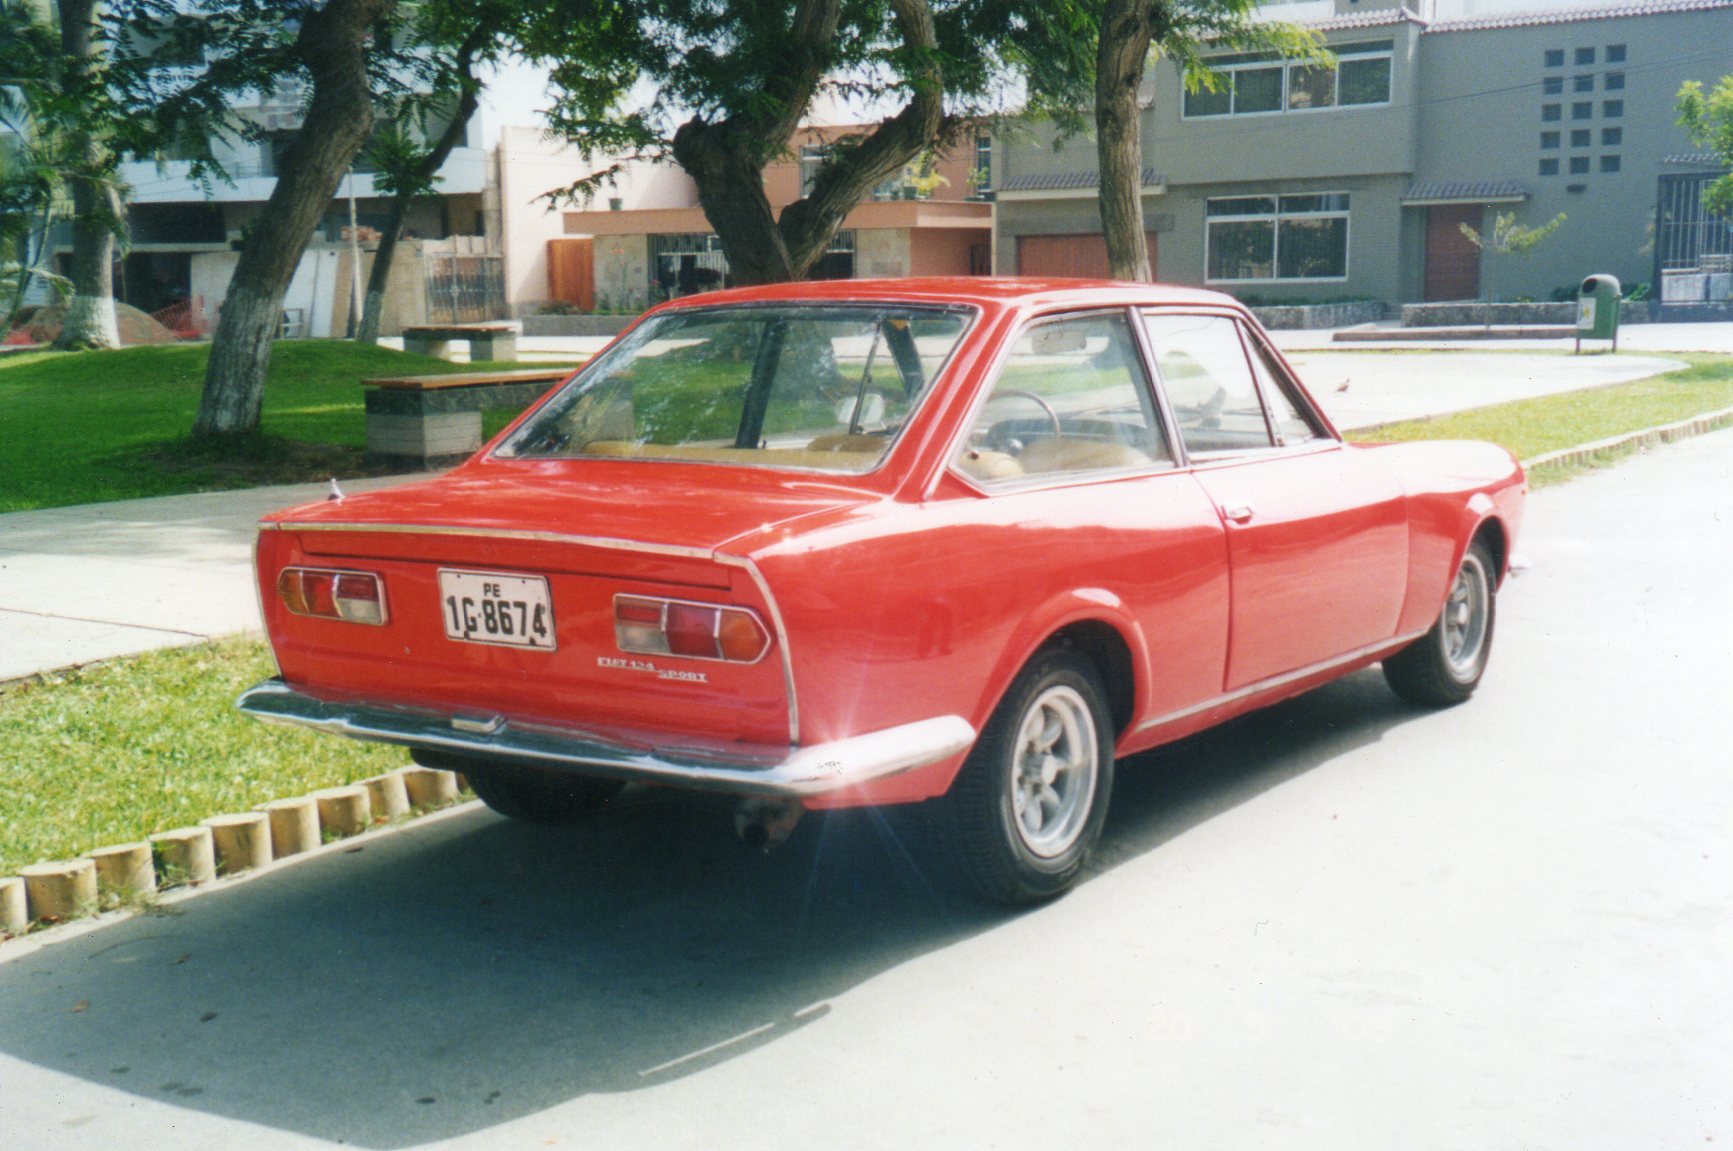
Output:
[
  {"xmin": 1016, "ymin": 233, "xmax": 1159, "ymax": 280},
  {"xmin": 1424, "ymin": 205, "xmax": 1482, "ymax": 302},
  {"xmin": 547, "ymin": 237, "xmax": 595, "ymax": 312}
]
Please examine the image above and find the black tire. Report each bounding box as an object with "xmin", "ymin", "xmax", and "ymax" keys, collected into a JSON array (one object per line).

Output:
[
  {"xmin": 411, "ymin": 749, "xmax": 625, "ymax": 824},
  {"xmin": 936, "ymin": 647, "xmax": 1115, "ymax": 905},
  {"xmin": 1383, "ymin": 536, "xmax": 1498, "ymax": 708}
]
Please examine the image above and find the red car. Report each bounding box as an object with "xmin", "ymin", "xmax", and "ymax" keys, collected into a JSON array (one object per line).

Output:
[{"xmin": 241, "ymin": 278, "xmax": 1524, "ymax": 903}]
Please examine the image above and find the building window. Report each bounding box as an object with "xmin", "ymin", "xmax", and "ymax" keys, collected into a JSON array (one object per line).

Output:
[
  {"xmin": 1569, "ymin": 156, "xmax": 1590, "ymax": 174},
  {"xmin": 1601, "ymin": 155, "xmax": 1621, "ymax": 173},
  {"xmin": 1544, "ymin": 48, "xmax": 1565, "ymax": 67},
  {"xmin": 1573, "ymin": 74, "xmax": 1594, "ymax": 92},
  {"xmin": 1604, "ymin": 71, "xmax": 1625, "ymax": 91},
  {"xmin": 799, "ymin": 146, "xmax": 828, "ymax": 197},
  {"xmin": 972, "ymin": 134, "xmax": 992, "ymax": 196},
  {"xmin": 1543, "ymin": 76, "xmax": 1563, "ymax": 95},
  {"xmin": 1602, "ymin": 127, "xmax": 1622, "ymax": 146},
  {"xmin": 1541, "ymin": 131, "xmax": 1560, "ymax": 149},
  {"xmin": 1575, "ymin": 47, "xmax": 1596, "ymax": 65},
  {"xmin": 1571, "ymin": 129, "xmax": 1591, "ymax": 147},
  {"xmin": 1571, "ymin": 101, "xmax": 1592, "ymax": 120},
  {"xmin": 1604, "ymin": 99, "xmax": 1624, "ymax": 118},
  {"xmin": 1606, "ymin": 44, "xmax": 1626, "ymax": 63},
  {"xmin": 1542, "ymin": 104, "xmax": 1562, "ymax": 122},
  {"xmin": 1205, "ymin": 193, "xmax": 1350, "ymax": 282},
  {"xmin": 1540, "ymin": 158, "xmax": 1560, "ymax": 176},
  {"xmin": 1183, "ymin": 40, "xmax": 1391, "ymax": 117}
]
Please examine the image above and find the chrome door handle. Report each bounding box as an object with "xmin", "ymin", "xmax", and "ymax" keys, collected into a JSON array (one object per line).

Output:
[{"xmin": 1223, "ymin": 505, "xmax": 1255, "ymax": 524}]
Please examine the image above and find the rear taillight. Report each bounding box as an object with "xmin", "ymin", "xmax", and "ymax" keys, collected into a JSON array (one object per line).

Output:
[
  {"xmin": 277, "ymin": 568, "xmax": 388, "ymax": 625},
  {"xmin": 614, "ymin": 595, "xmax": 770, "ymax": 663}
]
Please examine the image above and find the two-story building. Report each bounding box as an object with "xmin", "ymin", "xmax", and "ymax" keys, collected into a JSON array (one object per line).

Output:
[
  {"xmin": 553, "ymin": 125, "xmax": 996, "ymax": 311},
  {"xmin": 994, "ymin": 0, "xmax": 1733, "ymax": 305}
]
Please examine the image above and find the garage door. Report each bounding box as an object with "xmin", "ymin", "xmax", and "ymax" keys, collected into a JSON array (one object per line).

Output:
[{"xmin": 1016, "ymin": 233, "xmax": 1158, "ymax": 280}]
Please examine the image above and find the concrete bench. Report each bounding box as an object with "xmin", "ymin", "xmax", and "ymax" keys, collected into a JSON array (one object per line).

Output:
[
  {"xmin": 363, "ymin": 368, "xmax": 575, "ymax": 466},
  {"xmin": 402, "ymin": 322, "xmax": 522, "ymax": 362}
]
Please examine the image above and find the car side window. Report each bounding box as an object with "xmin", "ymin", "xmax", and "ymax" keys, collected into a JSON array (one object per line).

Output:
[
  {"xmin": 1141, "ymin": 312, "xmax": 1274, "ymax": 454},
  {"xmin": 1244, "ymin": 330, "xmax": 1327, "ymax": 445},
  {"xmin": 955, "ymin": 312, "xmax": 1173, "ymax": 484}
]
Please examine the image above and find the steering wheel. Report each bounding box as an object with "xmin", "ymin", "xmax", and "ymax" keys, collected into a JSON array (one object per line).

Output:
[{"xmin": 983, "ymin": 389, "xmax": 1062, "ymax": 445}]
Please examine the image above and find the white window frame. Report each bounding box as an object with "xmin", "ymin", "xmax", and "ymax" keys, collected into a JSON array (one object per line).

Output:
[
  {"xmin": 1204, "ymin": 193, "xmax": 1352, "ymax": 285},
  {"xmin": 1181, "ymin": 40, "xmax": 1393, "ymax": 120}
]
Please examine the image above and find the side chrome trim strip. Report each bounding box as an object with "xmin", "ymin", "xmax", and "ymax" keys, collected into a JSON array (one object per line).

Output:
[
  {"xmin": 1134, "ymin": 628, "xmax": 1429, "ymax": 734},
  {"xmin": 237, "ymin": 679, "xmax": 971, "ymax": 800}
]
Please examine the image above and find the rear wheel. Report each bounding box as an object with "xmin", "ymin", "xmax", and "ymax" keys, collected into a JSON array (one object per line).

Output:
[
  {"xmin": 412, "ymin": 750, "xmax": 625, "ymax": 824},
  {"xmin": 937, "ymin": 647, "xmax": 1114, "ymax": 905},
  {"xmin": 1383, "ymin": 537, "xmax": 1497, "ymax": 707}
]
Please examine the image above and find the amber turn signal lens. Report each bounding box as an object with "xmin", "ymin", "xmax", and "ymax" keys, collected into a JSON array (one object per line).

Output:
[{"xmin": 277, "ymin": 567, "xmax": 387, "ymax": 625}]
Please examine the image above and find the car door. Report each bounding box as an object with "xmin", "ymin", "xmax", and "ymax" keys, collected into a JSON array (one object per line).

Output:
[
  {"xmin": 951, "ymin": 309, "xmax": 1231, "ymax": 727},
  {"xmin": 1141, "ymin": 310, "xmax": 1409, "ymax": 691}
]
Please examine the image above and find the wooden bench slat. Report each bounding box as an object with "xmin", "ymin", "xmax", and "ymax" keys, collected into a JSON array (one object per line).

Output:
[
  {"xmin": 364, "ymin": 368, "xmax": 575, "ymax": 391},
  {"xmin": 403, "ymin": 323, "xmax": 518, "ymax": 335}
]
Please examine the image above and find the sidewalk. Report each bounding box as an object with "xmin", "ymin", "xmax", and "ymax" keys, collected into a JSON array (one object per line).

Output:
[{"xmin": 0, "ymin": 344, "xmax": 1699, "ymax": 683}]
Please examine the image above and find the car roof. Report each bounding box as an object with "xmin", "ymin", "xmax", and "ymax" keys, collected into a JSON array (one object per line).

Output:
[{"xmin": 648, "ymin": 276, "xmax": 1244, "ymax": 313}]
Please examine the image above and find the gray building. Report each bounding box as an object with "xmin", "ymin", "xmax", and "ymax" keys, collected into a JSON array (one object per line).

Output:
[{"xmin": 993, "ymin": 0, "xmax": 1733, "ymax": 305}]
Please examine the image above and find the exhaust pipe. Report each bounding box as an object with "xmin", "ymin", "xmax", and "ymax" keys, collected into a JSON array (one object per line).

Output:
[{"xmin": 734, "ymin": 798, "xmax": 804, "ymax": 852}]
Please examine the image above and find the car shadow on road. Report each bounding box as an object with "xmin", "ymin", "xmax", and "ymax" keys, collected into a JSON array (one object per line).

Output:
[{"xmin": 0, "ymin": 669, "xmax": 1418, "ymax": 1147}]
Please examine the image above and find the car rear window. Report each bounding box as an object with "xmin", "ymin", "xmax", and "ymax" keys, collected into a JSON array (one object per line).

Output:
[{"xmin": 496, "ymin": 304, "xmax": 973, "ymax": 473}]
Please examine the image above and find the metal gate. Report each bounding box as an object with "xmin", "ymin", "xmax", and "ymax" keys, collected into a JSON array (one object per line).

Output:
[
  {"xmin": 423, "ymin": 251, "xmax": 507, "ymax": 324},
  {"xmin": 1654, "ymin": 170, "xmax": 1733, "ymax": 312}
]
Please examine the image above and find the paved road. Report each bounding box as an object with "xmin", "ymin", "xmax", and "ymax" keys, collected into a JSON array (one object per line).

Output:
[
  {"xmin": 2, "ymin": 428, "xmax": 1728, "ymax": 1149},
  {"xmin": 0, "ymin": 350, "xmax": 1685, "ymax": 682}
]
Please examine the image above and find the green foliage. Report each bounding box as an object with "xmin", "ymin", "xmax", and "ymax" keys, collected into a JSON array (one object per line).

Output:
[
  {"xmin": 0, "ymin": 636, "xmax": 405, "ymax": 875},
  {"xmin": 0, "ymin": 0, "xmax": 124, "ymax": 326},
  {"xmin": 1459, "ymin": 211, "xmax": 1567, "ymax": 257},
  {"xmin": 1677, "ymin": 76, "xmax": 1733, "ymax": 217},
  {"xmin": 1007, "ymin": 0, "xmax": 1322, "ymax": 137},
  {"xmin": 0, "ymin": 341, "xmax": 499, "ymax": 511},
  {"xmin": 1347, "ymin": 353, "xmax": 1733, "ymax": 484},
  {"xmin": 1457, "ymin": 211, "xmax": 1567, "ymax": 304},
  {"xmin": 526, "ymin": 1, "xmax": 1019, "ymax": 201}
]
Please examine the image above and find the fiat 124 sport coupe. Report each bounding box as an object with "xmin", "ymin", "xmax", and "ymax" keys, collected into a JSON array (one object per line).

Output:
[{"xmin": 240, "ymin": 278, "xmax": 1524, "ymax": 903}]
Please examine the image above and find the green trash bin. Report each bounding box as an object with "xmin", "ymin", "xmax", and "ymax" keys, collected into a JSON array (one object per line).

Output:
[{"xmin": 1576, "ymin": 274, "xmax": 1621, "ymax": 351}]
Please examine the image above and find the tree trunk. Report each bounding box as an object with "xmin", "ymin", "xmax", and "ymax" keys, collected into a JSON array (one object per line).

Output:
[
  {"xmin": 1095, "ymin": 0, "xmax": 1157, "ymax": 282},
  {"xmin": 193, "ymin": 0, "xmax": 395, "ymax": 438},
  {"xmin": 358, "ymin": 36, "xmax": 484, "ymax": 344},
  {"xmin": 776, "ymin": 0, "xmax": 943, "ymax": 277},
  {"xmin": 673, "ymin": 120, "xmax": 796, "ymax": 286},
  {"xmin": 52, "ymin": 0, "xmax": 120, "ymax": 350}
]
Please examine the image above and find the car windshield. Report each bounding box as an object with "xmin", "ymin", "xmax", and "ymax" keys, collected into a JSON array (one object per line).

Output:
[{"xmin": 497, "ymin": 304, "xmax": 973, "ymax": 473}]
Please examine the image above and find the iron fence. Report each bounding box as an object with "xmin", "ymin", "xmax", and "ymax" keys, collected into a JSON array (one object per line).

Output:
[
  {"xmin": 423, "ymin": 251, "xmax": 507, "ymax": 324},
  {"xmin": 1654, "ymin": 171, "xmax": 1733, "ymax": 310}
]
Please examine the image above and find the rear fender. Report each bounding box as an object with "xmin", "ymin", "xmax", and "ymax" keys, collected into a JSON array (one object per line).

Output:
[{"xmin": 975, "ymin": 589, "xmax": 1150, "ymax": 747}]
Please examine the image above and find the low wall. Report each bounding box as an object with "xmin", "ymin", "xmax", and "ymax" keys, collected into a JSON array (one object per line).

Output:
[
  {"xmin": 1402, "ymin": 301, "xmax": 1653, "ymax": 327},
  {"xmin": 1247, "ymin": 301, "xmax": 1386, "ymax": 330},
  {"xmin": 521, "ymin": 314, "xmax": 637, "ymax": 338}
]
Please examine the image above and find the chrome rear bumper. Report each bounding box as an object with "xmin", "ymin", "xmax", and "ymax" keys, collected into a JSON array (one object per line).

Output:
[{"xmin": 237, "ymin": 679, "xmax": 976, "ymax": 799}]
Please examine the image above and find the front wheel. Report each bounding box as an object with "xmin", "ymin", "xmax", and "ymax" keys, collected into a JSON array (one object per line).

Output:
[
  {"xmin": 412, "ymin": 750, "xmax": 625, "ymax": 824},
  {"xmin": 937, "ymin": 647, "xmax": 1114, "ymax": 905},
  {"xmin": 1383, "ymin": 536, "xmax": 1497, "ymax": 707}
]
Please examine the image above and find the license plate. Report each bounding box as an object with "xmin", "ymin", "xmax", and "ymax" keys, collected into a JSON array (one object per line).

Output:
[{"xmin": 438, "ymin": 570, "xmax": 555, "ymax": 650}]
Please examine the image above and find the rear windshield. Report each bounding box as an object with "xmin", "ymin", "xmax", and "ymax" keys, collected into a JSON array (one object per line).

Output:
[{"xmin": 496, "ymin": 304, "xmax": 973, "ymax": 473}]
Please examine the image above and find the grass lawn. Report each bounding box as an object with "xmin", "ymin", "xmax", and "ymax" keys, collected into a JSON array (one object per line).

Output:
[
  {"xmin": 1344, "ymin": 352, "xmax": 1733, "ymax": 481},
  {"xmin": 0, "ymin": 637, "xmax": 406, "ymax": 877},
  {"xmin": 0, "ymin": 342, "xmax": 575, "ymax": 513}
]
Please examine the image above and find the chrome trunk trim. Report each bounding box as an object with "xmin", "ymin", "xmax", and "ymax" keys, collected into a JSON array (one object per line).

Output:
[{"xmin": 237, "ymin": 679, "xmax": 972, "ymax": 800}]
